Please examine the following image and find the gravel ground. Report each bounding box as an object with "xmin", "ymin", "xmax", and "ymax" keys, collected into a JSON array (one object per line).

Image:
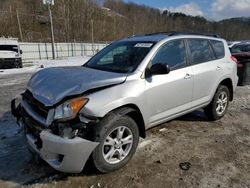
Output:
[{"xmin": 0, "ymin": 72, "xmax": 249, "ymax": 188}]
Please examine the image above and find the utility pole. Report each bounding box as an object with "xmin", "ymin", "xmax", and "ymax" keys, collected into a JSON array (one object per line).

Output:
[
  {"xmin": 48, "ymin": 4, "xmax": 55, "ymax": 59},
  {"xmin": 91, "ymin": 19, "xmax": 94, "ymax": 55},
  {"xmin": 43, "ymin": 0, "xmax": 55, "ymax": 59},
  {"xmin": 67, "ymin": 0, "xmax": 70, "ymax": 42},
  {"xmin": 16, "ymin": 10, "xmax": 23, "ymax": 42},
  {"xmin": 10, "ymin": 6, "xmax": 13, "ymax": 35}
]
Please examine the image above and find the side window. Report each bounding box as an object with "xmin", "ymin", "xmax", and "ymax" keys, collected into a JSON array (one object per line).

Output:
[
  {"xmin": 245, "ymin": 45, "xmax": 250, "ymax": 52},
  {"xmin": 210, "ymin": 40, "xmax": 225, "ymax": 59},
  {"xmin": 151, "ymin": 40, "xmax": 187, "ymax": 71},
  {"xmin": 187, "ymin": 39, "xmax": 215, "ymax": 65}
]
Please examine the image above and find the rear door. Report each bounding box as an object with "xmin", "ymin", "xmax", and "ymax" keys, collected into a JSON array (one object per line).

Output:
[
  {"xmin": 145, "ymin": 39, "xmax": 193, "ymax": 126},
  {"xmin": 186, "ymin": 38, "xmax": 224, "ymax": 106}
]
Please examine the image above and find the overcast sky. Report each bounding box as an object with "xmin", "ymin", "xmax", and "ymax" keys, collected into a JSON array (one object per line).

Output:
[{"xmin": 124, "ymin": 0, "xmax": 250, "ymax": 20}]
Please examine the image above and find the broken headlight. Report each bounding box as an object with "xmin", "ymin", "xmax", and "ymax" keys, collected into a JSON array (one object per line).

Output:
[{"xmin": 54, "ymin": 97, "xmax": 88, "ymax": 120}]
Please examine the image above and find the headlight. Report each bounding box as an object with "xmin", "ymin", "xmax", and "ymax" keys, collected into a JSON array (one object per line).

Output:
[{"xmin": 54, "ymin": 97, "xmax": 88, "ymax": 120}]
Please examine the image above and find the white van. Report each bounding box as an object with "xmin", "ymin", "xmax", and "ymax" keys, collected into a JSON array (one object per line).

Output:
[{"xmin": 0, "ymin": 37, "xmax": 22, "ymax": 68}]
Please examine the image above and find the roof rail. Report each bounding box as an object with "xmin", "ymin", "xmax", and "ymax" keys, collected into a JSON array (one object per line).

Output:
[
  {"xmin": 168, "ymin": 31, "xmax": 220, "ymax": 38},
  {"xmin": 139, "ymin": 31, "xmax": 220, "ymax": 38},
  {"xmin": 127, "ymin": 31, "xmax": 173, "ymax": 38},
  {"xmin": 127, "ymin": 31, "xmax": 220, "ymax": 39},
  {"xmin": 127, "ymin": 34, "xmax": 144, "ymax": 38},
  {"xmin": 144, "ymin": 32, "xmax": 172, "ymax": 36}
]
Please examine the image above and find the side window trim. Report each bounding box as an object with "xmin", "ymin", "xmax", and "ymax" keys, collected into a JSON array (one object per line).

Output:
[
  {"xmin": 208, "ymin": 40, "xmax": 217, "ymax": 60},
  {"xmin": 148, "ymin": 39, "xmax": 188, "ymax": 71},
  {"xmin": 184, "ymin": 39, "xmax": 192, "ymax": 67},
  {"xmin": 208, "ymin": 40, "xmax": 217, "ymax": 59}
]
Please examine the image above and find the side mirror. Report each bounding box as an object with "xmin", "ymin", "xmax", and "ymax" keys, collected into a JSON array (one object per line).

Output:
[
  {"xmin": 148, "ymin": 63, "xmax": 170, "ymax": 75},
  {"xmin": 20, "ymin": 50, "xmax": 23, "ymax": 54}
]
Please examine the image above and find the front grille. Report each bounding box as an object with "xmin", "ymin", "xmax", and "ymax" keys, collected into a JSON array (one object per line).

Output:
[
  {"xmin": 0, "ymin": 58, "xmax": 16, "ymax": 62},
  {"xmin": 20, "ymin": 108, "xmax": 44, "ymax": 149},
  {"xmin": 23, "ymin": 90, "xmax": 49, "ymax": 119},
  {"xmin": 0, "ymin": 58, "xmax": 18, "ymax": 68},
  {"xmin": 25, "ymin": 115, "xmax": 43, "ymax": 138}
]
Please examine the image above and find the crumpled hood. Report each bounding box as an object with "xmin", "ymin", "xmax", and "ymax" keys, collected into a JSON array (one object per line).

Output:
[{"xmin": 27, "ymin": 66, "xmax": 127, "ymax": 106}]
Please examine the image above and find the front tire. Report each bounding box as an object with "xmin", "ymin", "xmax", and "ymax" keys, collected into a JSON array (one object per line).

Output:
[
  {"xmin": 14, "ymin": 61, "xmax": 22, "ymax": 68},
  {"xmin": 204, "ymin": 85, "xmax": 230, "ymax": 120},
  {"xmin": 91, "ymin": 113, "xmax": 139, "ymax": 173}
]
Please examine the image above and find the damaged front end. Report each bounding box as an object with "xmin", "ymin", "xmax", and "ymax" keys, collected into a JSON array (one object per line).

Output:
[{"xmin": 11, "ymin": 90, "xmax": 99, "ymax": 173}]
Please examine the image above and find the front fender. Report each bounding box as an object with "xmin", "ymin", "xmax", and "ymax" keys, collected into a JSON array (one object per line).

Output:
[{"xmin": 80, "ymin": 80, "xmax": 149, "ymax": 127}]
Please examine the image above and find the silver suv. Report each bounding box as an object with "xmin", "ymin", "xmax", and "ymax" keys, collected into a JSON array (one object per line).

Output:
[{"xmin": 12, "ymin": 32, "xmax": 238, "ymax": 173}]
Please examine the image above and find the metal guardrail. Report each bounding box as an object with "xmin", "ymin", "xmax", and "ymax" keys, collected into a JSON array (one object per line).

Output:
[{"xmin": 20, "ymin": 42, "xmax": 109, "ymax": 62}]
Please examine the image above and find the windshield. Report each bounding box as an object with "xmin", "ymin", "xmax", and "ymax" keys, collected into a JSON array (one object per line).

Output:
[
  {"xmin": 84, "ymin": 41, "xmax": 155, "ymax": 73},
  {"xmin": 0, "ymin": 45, "xmax": 18, "ymax": 53}
]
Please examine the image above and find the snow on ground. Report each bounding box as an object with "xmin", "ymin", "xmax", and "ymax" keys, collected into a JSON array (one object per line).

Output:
[{"xmin": 0, "ymin": 56, "xmax": 91, "ymax": 76}]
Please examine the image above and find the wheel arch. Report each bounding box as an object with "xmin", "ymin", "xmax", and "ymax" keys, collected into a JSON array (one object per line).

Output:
[
  {"xmin": 218, "ymin": 78, "xmax": 234, "ymax": 101},
  {"xmin": 105, "ymin": 104, "xmax": 146, "ymax": 139}
]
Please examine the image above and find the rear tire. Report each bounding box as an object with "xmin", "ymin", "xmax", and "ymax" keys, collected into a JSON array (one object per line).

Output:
[
  {"xmin": 204, "ymin": 85, "xmax": 230, "ymax": 120},
  {"xmin": 91, "ymin": 113, "xmax": 139, "ymax": 173}
]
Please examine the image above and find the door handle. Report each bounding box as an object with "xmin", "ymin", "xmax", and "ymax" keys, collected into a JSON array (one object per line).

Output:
[
  {"xmin": 216, "ymin": 66, "xmax": 221, "ymax": 71},
  {"xmin": 184, "ymin": 74, "xmax": 192, "ymax": 79}
]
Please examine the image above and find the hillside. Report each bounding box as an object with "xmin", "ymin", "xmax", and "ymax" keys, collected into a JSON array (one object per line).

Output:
[{"xmin": 0, "ymin": 0, "xmax": 249, "ymax": 42}]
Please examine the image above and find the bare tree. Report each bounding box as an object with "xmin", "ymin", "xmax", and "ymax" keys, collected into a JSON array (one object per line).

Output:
[{"xmin": 0, "ymin": 0, "xmax": 249, "ymax": 42}]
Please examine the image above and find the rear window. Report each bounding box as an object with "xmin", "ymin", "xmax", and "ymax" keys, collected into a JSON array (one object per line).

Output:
[
  {"xmin": 187, "ymin": 39, "xmax": 215, "ymax": 65},
  {"xmin": 210, "ymin": 40, "xmax": 225, "ymax": 59},
  {"xmin": 231, "ymin": 44, "xmax": 250, "ymax": 54},
  {"xmin": 0, "ymin": 45, "xmax": 18, "ymax": 53}
]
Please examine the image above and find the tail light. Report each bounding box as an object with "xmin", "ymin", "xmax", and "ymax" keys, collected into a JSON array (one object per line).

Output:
[
  {"xmin": 231, "ymin": 56, "xmax": 237, "ymax": 63},
  {"xmin": 237, "ymin": 63, "xmax": 243, "ymax": 68}
]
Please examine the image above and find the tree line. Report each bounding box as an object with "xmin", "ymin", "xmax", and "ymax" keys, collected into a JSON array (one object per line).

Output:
[{"xmin": 0, "ymin": 0, "xmax": 249, "ymax": 42}]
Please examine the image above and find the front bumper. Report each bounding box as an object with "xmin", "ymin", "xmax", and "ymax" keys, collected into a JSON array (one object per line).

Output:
[
  {"xmin": 26, "ymin": 128, "xmax": 98, "ymax": 173},
  {"xmin": 11, "ymin": 97, "xmax": 99, "ymax": 173}
]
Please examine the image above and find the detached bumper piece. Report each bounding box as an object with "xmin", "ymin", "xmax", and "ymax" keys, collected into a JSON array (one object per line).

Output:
[
  {"xmin": 26, "ymin": 130, "xmax": 98, "ymax": 173},
  {"xmin": 11, "ymin": 97, "xmax": 99, "ymax": 173}
]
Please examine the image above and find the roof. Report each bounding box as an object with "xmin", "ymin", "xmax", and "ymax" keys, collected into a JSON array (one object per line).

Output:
[
  {"xmin": 234, "ymin": 41, "xmax": 250, "ymax": 46},
  {"xmin": 121, "ymin": 32, "xmax": 221, "ymax": 43},
  {"xmin": 0, "ymin": 37, "xmax": 19, "ymax": 45},
  {"xmin": 121, "ymin": 34, "xmax": 167, "ymax": 43}
]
